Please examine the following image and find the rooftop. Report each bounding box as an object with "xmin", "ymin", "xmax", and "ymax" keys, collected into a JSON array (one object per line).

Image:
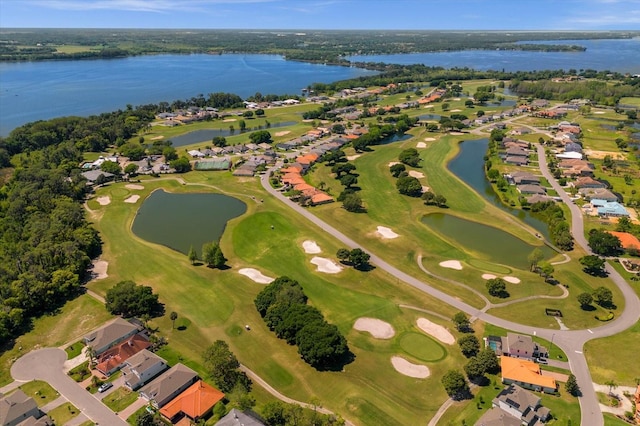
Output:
[
  {"xmin": 159, "ymin": 380, "xmax": 224, "ymax": 421},
  {"xmin": 501, "ymin": 357, "xmax": 556, "ymax": 390}
]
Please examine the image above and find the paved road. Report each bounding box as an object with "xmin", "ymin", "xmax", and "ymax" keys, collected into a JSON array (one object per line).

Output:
[
  {"xmin": 261, "ymin": 147, "xmax": 640, "ymax": 426},
  {"xmin": 11, "ymin": 348, "xmax": 128, "ymax": 426}
]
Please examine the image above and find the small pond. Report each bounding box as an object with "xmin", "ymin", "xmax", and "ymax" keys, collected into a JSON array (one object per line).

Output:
[
  {"xmin": 167, "ymin": 121, "xmax": 296, "ymax": 147},
  {"xmin": 379, "ymin": 133, "xmax": 414, "ymax": 145},
  {"xmin": 419, "ymin": 114, "xmax": 442, "ymax": 121},
  {"xmin": 132, "ymin": 189, "xmax": 247, "ymax": 255},
  {"xmin": 421, "ymin": 213, "xmax": 553, "ymax": 270}
]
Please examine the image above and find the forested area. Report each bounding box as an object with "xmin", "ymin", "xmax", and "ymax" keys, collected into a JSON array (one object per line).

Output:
[
  {"xmin": 510, "ymin": 78, "xmax": 640, "ymax": 105},
  {"xmin": 1, "ymin": 29, "xmax": 635, "ymax": 63},
  {"xmin": 254, "ymin": 277, "xmax": 351, "ymax": 370}
]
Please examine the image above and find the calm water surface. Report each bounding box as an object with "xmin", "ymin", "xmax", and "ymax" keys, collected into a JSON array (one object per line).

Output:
[
  {"xmin": 0, "ymin": 53, "xmax": 376, "ymax": 135},
  {"xmin": 132, "ymin": 189, "xmax": 247, "ymax": 255}
]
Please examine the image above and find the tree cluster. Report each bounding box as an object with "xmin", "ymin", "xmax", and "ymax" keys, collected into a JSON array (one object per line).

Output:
[
  {"xmin": 336, "ymin": 248, "xmax": 371, "ymax": 270},
  {"xmin": 261, "ymin": 400, "xmax": 345, "ymax": 426},
  {"xmin": 486, "ymin": 278, "xmax": 509, "ymax": 298},
  {"xmin": 421, "ymin": 191, "xmax": 447, "ymax": 207},
  {"xmin": 203, "ymin": 340, "xmax": 252, "ymax": 393},
  {"xmin": 529, "ymin": 201, "xmax": 573, "ymax": 250},
  {"xmin": 398, "ymin": 148, "xmax": 421, "ymax": 167},
  {"xmin": 105, "ymin": 280, "xmax": 163, "ymax": 318},
  {"xmin": 579, "ymin": 255, "xmax": 606, "ymax": 276},
  {"xmin": 463, "ymin": 349, "xmax": 500, "ymax": 385},
  {"xmin": 202, "ymin": 241, "xmax": 227, "ymax": 269},
  {"xmin": 588, "ymin": 229, "xmax": 623, "ymax": 257},
  {"xmin": 254, "ymin": 277, "xmax": 351, "ymax": 370}
]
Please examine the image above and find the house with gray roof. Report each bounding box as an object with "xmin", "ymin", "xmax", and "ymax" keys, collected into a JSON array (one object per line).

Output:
[
  {"xmin": 15, "ymin": 414, "xmax": 53, "ymax": 426},
  {"xmin": 83, "ymin": 317, "xmax": 140, "ymax": 356},
  {"xmin": 517, "ymin": 185, "xmax": 546, "ymax": 196},
  {"xmin": 139, "ymin": 363, "xmax": 198, "ymax": 408},
  {"xmin": 493, "ymin": 384, "xmax": 551, "ymax": 425},
  {"xmin": 215, "ymin": 409, "xmax": 265, "ymax": 426},
  {"xmin": 505, "ymin": 156, "xmax": 529, "ymax": 166},
  {"xmin": 0, "ymin": 390, "xmax": 41, "ymax": 426},
  {"xmin": 81, "ymin": 169, "xmax": 115, "ymax": 184},
  {"xmin": 122, "ymin": 349, "xmax": 169, "ymax": 390},
  {"xmin": 579, "ymin": 188, "xmax": 618, "ymax": 202},
  {"xmin": 500, "ymin": 333, "xmax": 548, "ymax": 361},
  {"xmin": 475, "ymin": 407, "xmax": 521, "ymax": 426},
  {"xmin": 509, "ymin": 172, "xmax": 540, "ymax": 186}
]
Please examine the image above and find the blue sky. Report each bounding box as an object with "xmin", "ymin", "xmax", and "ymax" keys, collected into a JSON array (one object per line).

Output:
[{"xmin": 1, "ymin": 0, "xmax": 640, "ymax": 30}]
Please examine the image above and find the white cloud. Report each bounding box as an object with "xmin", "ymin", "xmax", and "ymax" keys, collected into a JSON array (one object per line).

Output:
[{"xmin": 28, "ymin": 0, "xmax": 277, "ymax": 14}]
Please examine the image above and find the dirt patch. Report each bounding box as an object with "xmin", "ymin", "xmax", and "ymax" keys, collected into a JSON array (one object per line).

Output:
[
  {"xmin": 417, "ymin": 318, "xmax": 455, "ymax": 345},
  {"xmin": 238, "ymin": 268, "xmax": 274, "ymax": 284},
  {"xmin": 482, "ymin": 274, "xmax": 497, "ymax": 280},
  {"xmin": 408, "ymin": 170, "xmax": 425, "ymax": 178},
  {"xmin": 125, "ymin": 184, "xmax": 144, "ymax": 190},
  {"xmin": 353, "ymin": 318, "xmax": 395, "ymax": 339},
  {"xmin": 583, "ymin": 149, "xmax": 625, "ymax": 160},
  {"xmin": 391, "ymin": 356, "xmax": 430, "ymax": 378},
  {"xmin": 124, "ymin": 195, "xmax": 140, "ymax": 204},
  {"xmin": 91, "ymin": 260, "xmax": 108, "ymax": 280},
  {"xmin": 376, "ymin": 226, "xmax": 399, "ymax": 239},
  {"xmin": 302, "ymin": 240, "xmax": 322, "ymax": 254},
  {"xmin": 274, "ymin": 131, "xmax": 291, "ymax": 137},
  {"xmin": 439, "ymin": 260, "xmax": 462, "ymax": 270},
  {"xmin": 310, "ymin": 257, "xmax": 343, "ymax": 274},
  {"xmin": 96, "ymin": 196, "xmax": 111, "ymax": 206},
  {"xmin": 503, "ymin": 276, "xmax": 521, "ymax": 284},
  {"xmin": 416, "ymin": 142, "xmax": 427, "ymax": 148}
]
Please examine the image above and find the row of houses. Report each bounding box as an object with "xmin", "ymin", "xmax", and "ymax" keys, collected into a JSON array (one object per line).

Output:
[
  {"xmin": 280, "ymin": 152, "xmax": 333, "ymax": 205},
  {"xmin": 506, "ymin": 171, "xmax": 554, "ymax": 204},
  {"xmin": 188, "ymin": 142, "xmax": 273, "ymax": 158}
]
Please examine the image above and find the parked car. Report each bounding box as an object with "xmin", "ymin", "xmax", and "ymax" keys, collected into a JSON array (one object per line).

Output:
[
  {"xmin": 98, "ymin": 382, "xmax": 113, "ymax": 393},
  {"xmin": 536, "ymin": 357, "xmax": 548, "ymax": 365}
]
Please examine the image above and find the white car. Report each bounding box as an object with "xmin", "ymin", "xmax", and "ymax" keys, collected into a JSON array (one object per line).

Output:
[
  {"xmin": 536, "ymin": 357, "xmax": 548, "ymax": 365},
  {"xmin": 98, "ymin": 382, "xmax": 113, "ymax": 393}
]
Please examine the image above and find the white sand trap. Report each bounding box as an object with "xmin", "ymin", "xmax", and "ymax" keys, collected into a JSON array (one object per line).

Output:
[
  {"xmin": 275, "ymin": 131, "xmax": 291, "ymax": 137},
  {"xmin": 424, "ymin": 137, "xmax": 436, "ymax": 141},
  {"xmin": 408, "ymin": 170, "xmax": 425, "ymax": 178},
  {"xmin": 417, "ymin": 318, "xmax": 455, "ymax": 345},
  {"xmin": 482, "ymin": 273, "xmax": 497, "ymax": 280},
  {"xmin": 223, "ymin": 118, "xmax": 237, "ymax": 122},
  {"xmin": 239, "ymin": 268, "xmax": 275, "ymax": 284},
  {"xmin": 354, "ymin": 318, "xmax": 395, "ymax": 339},
  {"xmin": 346, "ymin": 154, "xmax": 361, "ymax": 160},
  {"xmin": 450, "ymin": 109, "xmax": 462, "ymax": 112},
  {"xmin": 91, "ymin": 260, "xmax": 108, "ymax": 280},
  {"xmin": 593, "ymin": 111, "xmax": 605, "ymax": 114},
  {"xmin": 391, "ymin": 356, "xmax": 430, "ymax": 378},
  {"xmin": 302, "ymin": 240, "xmax": 322, "ymax": 254},
  {"xmin": 125, "ymin": 184, "xmax": 144, "ymax": 190},
  {"xmin": 124, "ymin": 195, "xmax": 140, "ymax": 204},
  {"xmin": 503, "ymin": 276, "xmax": 521, "ymax": 284},
  {"xmin": 311, "ymin": 257, "xmax": 343, "ymax": 274},
  {"xmin": 376, "ymin": 226, "xmax": 399, "ymax": 239},
  {"xmin": 453, "ymin": 98, "xmax": 461, "ymax": 101},
  {"xmin": 96, "ymin": 196, "xmax": 111, "ymax": 206},
  {"xmin": 421, "ymin": 186, "xmax": 430, "ymax": 193},
  {"xmin": 150, "ymin": 135, "xmax": 164, "ymax": 140},
  {"xmin": 416, "ymin": 142, "xmax": 427, "ymax": 148},
  {"xmin": 439, "ymin": 260, "xmax": 463, "ymax": 270},
  {"xmin": 449, "ymin": 131, "xmax": 464, "ymax": 135},
  {"xmin": 424, "ymin": 105, "xmax": 434, "ymax": 109},
  {"xmin": 388, "ymin": 161, "xmax": 400, "ymax": 167}
]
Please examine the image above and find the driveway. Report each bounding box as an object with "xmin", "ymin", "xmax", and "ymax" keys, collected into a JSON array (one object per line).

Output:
[{"xmin": 11, "ymin": 348, "xmax": 128, "ymax": 426}]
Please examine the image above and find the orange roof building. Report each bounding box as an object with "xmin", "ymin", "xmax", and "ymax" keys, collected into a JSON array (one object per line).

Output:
[
  {"xmin": 159, "ymin": 380, "xmax": 225, "ymax": 423},
  {"xmin": 501, "ymin": 356, "xmax": 557, "ymax": 393},
  {"xmin": 311, "ymin": 192, "xmax": 334, "ymax": 205},
  {"xmin": 607, "ymin": 231, "xmax": 640, "ymax": 250},
  {"xmin": 281, "ymin": 173, "xmax": 305, "ymax": 186}
]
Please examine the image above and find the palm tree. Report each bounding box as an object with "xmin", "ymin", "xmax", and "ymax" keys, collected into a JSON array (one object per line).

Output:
[
  {"xmin": 605, "ymin": 379, "xmax": 618, "ymax": 395},
  {"xmin": 170, "ymin": 312, "xmax": 178, "ymax": 329},
  {"xmin": 85, "ymin": 346, "xmax": 96, "ymax": 367}
]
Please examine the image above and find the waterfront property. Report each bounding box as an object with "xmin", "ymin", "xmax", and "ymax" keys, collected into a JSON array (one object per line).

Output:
[{"xmin": 500, "ymin": 357, "xmax": 557, "ymax": 394}]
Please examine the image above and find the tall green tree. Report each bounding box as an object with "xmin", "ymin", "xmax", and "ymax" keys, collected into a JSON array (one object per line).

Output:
[
  {"xmin": 203, "ymin": 340, "xmax": 251, "ymax": 393},
  {"xmin": 441, "ymin": 370, "xmax": 471, "ymax": 400},
  {"xmin": 105, "ymin": 280, "xmax": 161, "ymax": 318}
]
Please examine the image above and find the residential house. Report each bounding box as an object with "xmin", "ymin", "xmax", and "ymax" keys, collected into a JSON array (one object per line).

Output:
[
  {"xmin": 493, "ymin": 384, "xmax": 551, "ymax": 424},
  {"xmin": 0, "ymin": 390, "xmax": 41, "ymax": 426},
  {"xmin": 159, "ymin": 380, "xmax": 225, "ymax": 424},
  {"xmin": 558, "ymin": 159, "xmax": 594, "ymax": 177},
  {"xmin": 16, "ymin": 415, "xmax": 54, "ymax": 425},
  {"xmin": 122, "ymin": 349, "xmax": 169, "ymax": 390},
  {"xmin": 564, "ymin": 142, "xmax": 583, "ymax": 153},
  {"xmin": 574, "ymin": 177, "xmax": 605, "ymax": 189},
  {"xmin": 501, "ymin": 357, "xmax": 557, "ymax": 394},
  {"xmin": 578, "ymin": 188, "xmax": 618, "ymax": 202},
  {"xmin": 510, "ymin": 127, "xmax": 531, "ymax": 136},
  {"xmin": 509, "ymin": 172, "xmax": 540, "ymax": 186},
  {"xmin": 95, "ymin": 333, "xmax": 151, "ymax": 376},
  {"xmin": 83, "ymin": 318, "xmax": 140, "ymax": 356},
  {"xmin": 526, "ymin": 194, "xmax": 554, "ymax": 204},
  {"xmin": 607, "ymin": 232, "xmax": 640, "ymax": 252},
  {"xmin": 505, "ymin": 156, "xmax": 529, "ymax": 166},
  {"xmin": 81, "ymin": 170, "xmax": 115, "ymax": 184},
  {"xmin": 591, "ymin": 199, "xmax": 630, "ymax": 217},
  {"xmin": 517, "ymin": 185, "xmax": 546, "ymax": 195},
  {"xmin": 475, "ymin": 407, "xmax": 521, "ymax": 426},
  {"xmin": 634, "ymin": 385, "xmax": 640, "ymax": 424},
  {"xmin": 556, "ymin": 151, "xmax": 583, "ymax": 160},
  {"xmin": 499, "ymin": 333, "xmax": 548, "ymax": 360},
  {"xmin": 139, "ymin": 363, "xmax": 198, "ymax": 409},
  {"xmin": 215, "ymin": 409, "xmax": 266, "ymax": 426}
]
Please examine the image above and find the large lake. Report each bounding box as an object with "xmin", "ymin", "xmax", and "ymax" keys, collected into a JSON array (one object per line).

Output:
[
  {"xmin": 349, "ymin": 38, "xmax": 640, "ymax": 73},
  {"xmin": 0, "ymin": 53, "xmax": 376, "ymax": 135}
]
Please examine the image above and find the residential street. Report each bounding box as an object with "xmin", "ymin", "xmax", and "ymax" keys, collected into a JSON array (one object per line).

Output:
[
  {"xmin": 261, "ymin": 139, "xmax": 640, "ymax": 426},
  {"xmin": 11, "ymin": 348, "xmax": 128, "ymax": 426}
]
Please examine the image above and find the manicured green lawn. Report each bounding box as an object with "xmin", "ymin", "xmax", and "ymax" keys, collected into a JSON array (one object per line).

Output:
[
  {"xmin": 68, "ymin": 361, "xmax": 92, "ymax": 383},
  {"xmin": 19, "ymin": 381, "xmax": 58, "ymax": 407},
  {"xmin": 102, "ymin": 387, "xmax": 139, "ymax": 412},
  {"xmin": 398, "ymin": 332, "xmax": 446, "ymax": 362},
  {"xmin": 585, "ymin": 319, "xmax": 640, "ymax": 386},
  {"xmin": 65, "ymin": 341, "xmax": 84, "ymax": 359},
  {"xmin": 126, "ymin": 405, "xmax": 150, "ymax": 426},
  {"xmin": 47, "ymin": 402, "xmax": 80, "ymax": 425}
]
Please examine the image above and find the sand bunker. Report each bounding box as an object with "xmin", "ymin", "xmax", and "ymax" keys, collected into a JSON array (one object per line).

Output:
[
  {"xmin": 503, "ymin": 276, "xmax": 521, "ymax": 284},
  {"xmin": 453, "ymin": 98, "xmax": 461, "ymax": 101},
  {"xmin": 150, "ymin": 135, "xmax": 164, "ymax": 140},
  {"xmin": 353, "ymin": 318, "xmax": 395, "ymax": 339},
  {"xmin": 311, "ymin": 257, "xmax": 343, "ymax": 274},
  {"xmin": 439, "ymin": 260, "xmax": 462, "ymax": 270},
  {"xmin": 96, "ymin": 196, "xmax": 111, "ymax": 206},
  {"xmin": 239, "ymin": 268, "xmax": 275, "ymax": 284},
  {"xmin": 124, "ymin": 195, "xmax": 140, "ymax": 204},
  {"xmin": 391, "ymin": 356, "xmax": 430, "ymax": 378},
  {"xmin": 388, "ymin": 161, "xmax": 400, "ymax": 167},
  {"xmin": 450, "ymin": 109, "xmax": 462, "ymax": 112},
  {"xmin": 91, "ymin": 260, "xmax": 108, "ymax": 280},
  {"xmin": 593, "ymin": 111, "xmax": 605, "ymax": 114},
  {"xmin": 421, "ymin": 186, "xmax": 430, "ymax": 193},
  {"xmin": 424, "ymin": 105, "xmax": 434, "ymax": 109},
  {"xmin": 416, "ymin": 142, "xmax": 427, "ymax": 148},
  {"xmin": 482, "ymin": 273, "xmax": 497, "ymax": 280},
  {"xmin": 408, "ymin": 170, "xmax": 425, "ymax": 178},
  {"xmin": 126, "ymin": 184, "xmax": 144, "ymax": 190},
  {"xmin": 417, "ymin": 318, "xmax": 455, "ymax": 345},
  {"xmin": 346, "ymin": 154, "xmax": 361, "ymax": 161},
  {"xmin": 424, "ymin": 137, "xmax": 436, "ymax": 141},
  {"xmin": 449, "ymin": 131, "xmax": 465, "ymax": 135},
  {"xmin": 376, "ymin": 226, "xmax": 399, "ymax": 239},
  {"xmin": 223, "ymin": 118, "xmax": 237, "ymax": 122},
  {"xmin": 302, "ymin": 240, "xmax": 322, "ymax": 254},
  {"xmin": 275, "ymin": 131, "xmax": 291, "ymax": 137}
]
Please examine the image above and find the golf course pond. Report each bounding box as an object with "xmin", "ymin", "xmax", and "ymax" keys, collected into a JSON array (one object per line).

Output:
[
  {"xmin": 421, "ymin": 213, "xmax": 553, "ymax": 270},
  {"xmin": 132, "ymin": 189, "xmax": 247, "ymax": 255}
]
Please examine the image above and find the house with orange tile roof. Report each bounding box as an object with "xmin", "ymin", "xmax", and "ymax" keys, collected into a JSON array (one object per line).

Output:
[
  {"xmin": 607, "ymin": 231, "xmax": 640, "ymax": 251},
  {"xmin": 159, "ymin": 380, "xmax": 225, "ymax": 424},
  {"xmin": 310, "ymin": 192, "xmax": 334, "ymax": 205},
  {"xmin": 281, "ymin": 173, "xmax": 305, "ymax": 186},
  {"xmin": 501, "ymin": 356, "xmax": 556, "ymax": 393},
  {"xmin": 95, "ymin": 333, "xmax": 151, "ymax": 376},
  {"xmin": 634, "ymin": 385, "xmax": 640, "ymax": 424}
]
